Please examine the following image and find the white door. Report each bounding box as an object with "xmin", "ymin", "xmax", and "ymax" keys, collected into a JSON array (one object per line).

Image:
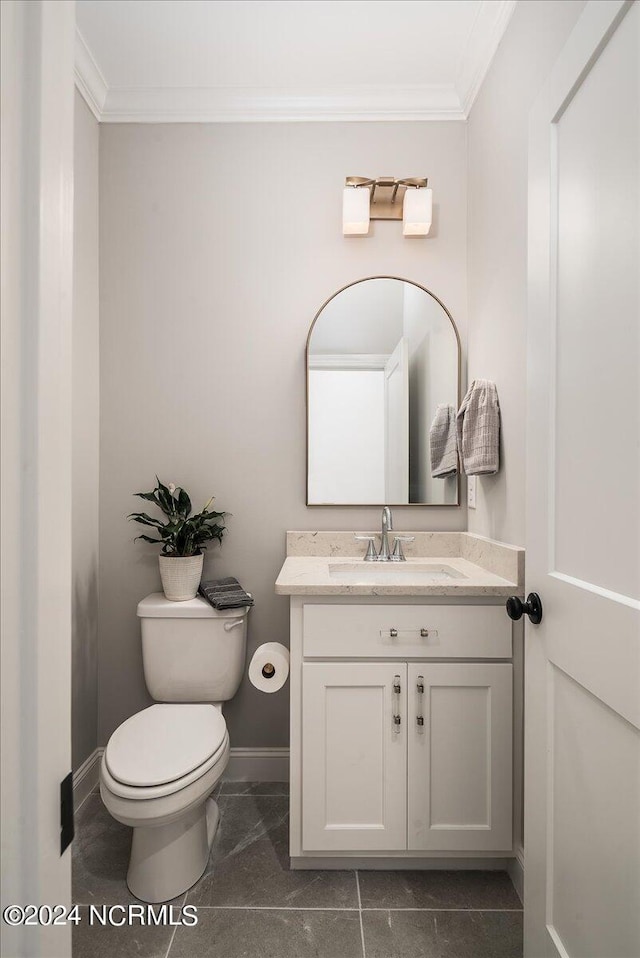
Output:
[
  {"xmin": 384, "ymin": 337, "xmax": 409, "ymax": 503},
  {"xmin": 526, "ymin": 3, "xmax": 640, "ymax": 956},
  {"xmin": 408, "ymin": 663, "xmax": 512, "ymax": 852},
  {"xmin": 302, "ymin": 662, "xmax": 407, "ymax": 851}
]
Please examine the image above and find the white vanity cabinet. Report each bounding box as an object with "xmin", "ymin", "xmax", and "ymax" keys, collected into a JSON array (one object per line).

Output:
[{"xmin": 290, "ymin": 598, "xmax": 514, "ymax": 863}]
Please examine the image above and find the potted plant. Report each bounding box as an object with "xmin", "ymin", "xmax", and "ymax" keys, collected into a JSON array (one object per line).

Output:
[{"xmin": 129, "ymin": 478, "xmax": 226, "ymax": 601}]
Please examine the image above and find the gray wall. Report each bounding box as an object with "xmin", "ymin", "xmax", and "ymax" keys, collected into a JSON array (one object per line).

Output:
[
  {"xmin": 72, "ymin": 91, "xmax": 100, "ymax": 769},
  {"xmin": 98, "ymin": 121, "xmax": 468, "ymax": 748},
  {"xmin": 466, "ymin": 0, "xmax": 586, "ymax": 546}
]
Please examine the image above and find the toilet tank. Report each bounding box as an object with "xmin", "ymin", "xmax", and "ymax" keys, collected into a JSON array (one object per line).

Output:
[{"xmin": 137, "ymin": 593, "xmax": 249, "ymax": 703}]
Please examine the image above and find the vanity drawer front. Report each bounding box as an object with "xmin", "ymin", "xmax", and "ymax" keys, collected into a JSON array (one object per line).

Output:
[{"xmin": 302, "ymin": 604, "xmax": 511, "ymax": 659}]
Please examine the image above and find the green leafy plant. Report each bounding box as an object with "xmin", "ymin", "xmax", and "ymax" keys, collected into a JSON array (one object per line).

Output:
[{"xmin": 129, "ymin": 477, "xmax": 226, "ymax": 557}]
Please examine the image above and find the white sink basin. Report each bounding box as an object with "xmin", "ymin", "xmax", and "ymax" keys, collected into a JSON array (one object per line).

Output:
[{"xmin": 328, "ymin": 562, "xmax": 467, "ymax": 585}]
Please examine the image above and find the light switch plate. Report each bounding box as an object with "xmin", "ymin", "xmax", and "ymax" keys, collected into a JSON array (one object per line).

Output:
[{"xmin": 467, "ymin": 475, "xmax": 477, "ymax": 509}]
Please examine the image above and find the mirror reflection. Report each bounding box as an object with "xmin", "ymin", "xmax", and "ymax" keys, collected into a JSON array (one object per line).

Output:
[{"xmin": 307, "ymin": 277, "xmax": 460, "ymax": 505}]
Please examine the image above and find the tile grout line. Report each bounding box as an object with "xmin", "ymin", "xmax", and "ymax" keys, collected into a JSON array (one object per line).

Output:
[
  {"xmin": 355, "ymin": 871, "xmax": 366, "ymax": 958},
  {"xmin": 72, "ymin": 903, "xmax": 523, "ymax": 913},
  {"xmin": 171, "ymin": 906, "xmax": 363, "ymax": 913},
  {"xmin": 164, "ymin": 893, "xmax": 187, "ymax": 958},
  {"xmin": 362, "ymin": 906, "xmax": 523, "ymax": 915},
  {"xmin": 220, "ymin": 793, "xmax": 289, "ymax": 798}
]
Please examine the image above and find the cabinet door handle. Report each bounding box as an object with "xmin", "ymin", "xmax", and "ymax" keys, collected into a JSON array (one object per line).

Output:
[
  {"xmin": 416, "ymin": 675, "xmax": 425, "ymax": 730},
  {"xmin": 392, "ymin": 674, "xmax": 401, "ymax": 730}
]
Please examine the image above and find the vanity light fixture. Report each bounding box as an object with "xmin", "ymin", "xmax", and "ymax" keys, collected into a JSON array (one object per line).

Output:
[{"xmin": 342, "ymin": 177, "xmax": 432, "ymax": 237}]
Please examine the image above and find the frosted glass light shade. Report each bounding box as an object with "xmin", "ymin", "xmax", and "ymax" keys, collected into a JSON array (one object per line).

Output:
[
  {"xmin": 343, "ymin": 186, "xmax": 370, "ymax": 235},
  {"xmin": 403, "ymin": 187, "xmax": 432, "ymax": 236}
]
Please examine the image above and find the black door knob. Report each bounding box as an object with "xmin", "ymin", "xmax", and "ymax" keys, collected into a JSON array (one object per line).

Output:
[{"xmin": 506, "ymin": 593, "xmax": 543, "ymax": 625}]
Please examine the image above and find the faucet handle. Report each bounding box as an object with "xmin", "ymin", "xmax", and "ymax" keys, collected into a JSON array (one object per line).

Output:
[
  {"xmin": 354, "ymin": 534, "xmax": 378, "ymax": 562},
  {"xmin": 390, "ymin": 535, "xmax": 415, "ymax": 562}
]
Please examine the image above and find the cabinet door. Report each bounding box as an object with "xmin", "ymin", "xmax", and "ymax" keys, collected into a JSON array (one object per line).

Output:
[
  {"xmin": 302, "ymin": 662, "xmax": 407, "ymax": 851},
  {"xmin": 408, "ymin": 663, "xmax": 512, "ymax": 851}
]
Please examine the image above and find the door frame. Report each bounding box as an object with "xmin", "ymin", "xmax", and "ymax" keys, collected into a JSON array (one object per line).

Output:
[
  {"xmin": 384, "ymin": 337, "xmax": 410, "ymax": 502},
  {"xmin": 1, "ymin": 2, "xmax": 75, "ymax": 956}
]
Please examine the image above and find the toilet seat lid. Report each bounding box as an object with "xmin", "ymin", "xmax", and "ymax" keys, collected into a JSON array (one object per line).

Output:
[{"xmin": 105, "ymin": 704, "xmax": 227, "ymax": 787}]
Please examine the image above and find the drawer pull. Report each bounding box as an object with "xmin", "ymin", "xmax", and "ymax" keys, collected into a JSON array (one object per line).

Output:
[
  {"xmin": 393, "ymin": 714, "xmax": 401, "ymax": 726},
  {"xmin": 417, "ymin": 715, "xmax": 424, "ymax": 727},
  {"xmin": 379, "ymin": 628, "xmax": 439, "ymax": 639}
]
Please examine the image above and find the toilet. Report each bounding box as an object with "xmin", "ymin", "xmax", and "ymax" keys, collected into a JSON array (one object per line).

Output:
[{"xmin": 100, "ymin": 592, "xmax": 249, "ymax": 903}]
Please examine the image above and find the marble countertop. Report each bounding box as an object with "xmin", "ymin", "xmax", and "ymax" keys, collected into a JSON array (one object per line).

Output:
[{"xmin": 275, "ymin": 533, "xmax": 524, "ymax": 597}]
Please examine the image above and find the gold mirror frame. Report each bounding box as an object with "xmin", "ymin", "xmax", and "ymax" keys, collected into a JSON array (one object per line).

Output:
[{"xmin": 306, "ymin": 276, "xmax": 462, "ymax": 507}]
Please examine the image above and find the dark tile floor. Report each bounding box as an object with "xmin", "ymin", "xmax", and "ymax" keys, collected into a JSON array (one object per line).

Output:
[{"xmin": 73, "ymin": 783, "xmax": 522, "ymax": 958}]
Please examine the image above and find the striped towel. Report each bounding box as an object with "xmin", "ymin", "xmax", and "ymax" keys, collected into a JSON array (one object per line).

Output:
[
  {"xmin": 429, "ymin": 404, "xmax": 458, "ymax": 478},
  {"xmin": 199, "ymin": 577, "xmax": 254, "ymax": 610},
  {"xmin": 456, "ymin": 380, "xmax": 500, "ymax": 475}
]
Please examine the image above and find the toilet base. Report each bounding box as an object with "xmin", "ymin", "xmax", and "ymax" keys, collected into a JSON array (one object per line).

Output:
[{"xmin": 127, "ymin": 797, "xmax": 220, "ymax": 903}]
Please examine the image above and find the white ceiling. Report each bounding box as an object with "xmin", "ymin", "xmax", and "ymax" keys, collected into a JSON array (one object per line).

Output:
[{"xmin": 75, "ymin": 0, "xmax": 516, "ymax": 122}]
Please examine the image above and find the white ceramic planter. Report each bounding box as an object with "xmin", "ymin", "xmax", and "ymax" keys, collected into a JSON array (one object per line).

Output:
[{"xmin": 158, "ymin": 553, "xmax": 204, "ymax": 601}]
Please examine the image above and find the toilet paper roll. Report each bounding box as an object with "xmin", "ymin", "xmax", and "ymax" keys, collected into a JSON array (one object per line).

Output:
[{"xmin": 248, "ymin": 642, "xmax": 290, "ymax": 694}]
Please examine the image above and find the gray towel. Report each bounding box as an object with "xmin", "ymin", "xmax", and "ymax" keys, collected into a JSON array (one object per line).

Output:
[
  {"xmin": 199, "ymin": 577, "xmax": 254, "ymax": 610},
  {"xmin": 456, "ymin": 380, "xmax": 500, "ymax": 475},
  {"xmin": 429, "ymin": 404, "xmax": 458, "ymax": 478}
]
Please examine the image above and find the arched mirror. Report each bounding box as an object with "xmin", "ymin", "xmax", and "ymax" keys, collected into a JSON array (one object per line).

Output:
[{"xmin": 307, "ymin": 277, "xmax": 460, "ymax": 505}]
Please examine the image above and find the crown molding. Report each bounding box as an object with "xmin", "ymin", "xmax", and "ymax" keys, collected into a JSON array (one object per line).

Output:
[
  {"xmin": 74, "ymin": 4, "xmax": 517, "ymax": 123},
  {"xmin": 74, "ymin": 27, "xmax": 108, "ymax": 120},
  {"xmin": 97, "ymin": 84, "xmax": 465, "ymax": 123},
  {"xmin": 456, "ymin": 0, "xmax": 517, "ymax": 117}
]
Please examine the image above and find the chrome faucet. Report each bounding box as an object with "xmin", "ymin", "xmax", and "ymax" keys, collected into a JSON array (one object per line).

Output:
[
  {"xmin": 354, "ymin": 506, "xmax": 415, "ymax": 562},
  {"xmin": 379, "ymin": 506, "xmax": 393, "ymax": 561}
]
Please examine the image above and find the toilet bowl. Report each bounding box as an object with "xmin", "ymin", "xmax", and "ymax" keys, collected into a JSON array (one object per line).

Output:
[
  {"xmin": 100, "ymin": 593, "xmax": 250, "ymax": 902},
  {"xmin": 100, "ymin": 703, "xmax": 230, "ymax": 902}
]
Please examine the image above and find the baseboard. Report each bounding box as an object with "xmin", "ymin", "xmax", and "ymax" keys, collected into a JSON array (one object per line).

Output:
[
  {"xmin": 507, "ymin": 843, "xmax": 524, "ymax": 903},
  {"xmin": 224, "ymin": 747, "xmax": 289, "ymax": 782},
  {"xmin": 292, "ymin": 857, "xmax": 510, "ymax": 871},
  {"xmin": 73, "ymin": 747, "xmax": 103, "ymax": 811}
]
